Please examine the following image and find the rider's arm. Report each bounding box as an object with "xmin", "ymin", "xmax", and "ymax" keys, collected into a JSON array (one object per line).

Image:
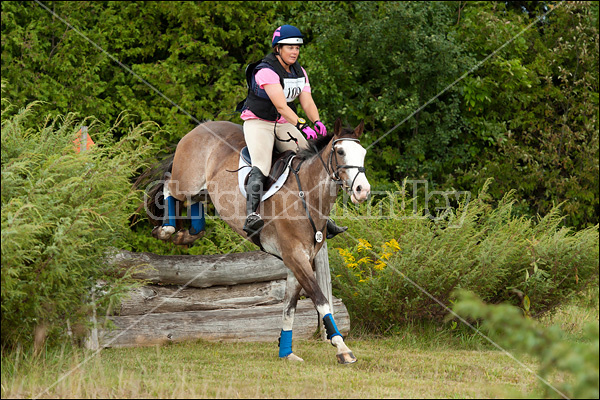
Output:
[{"xmin": 263, "ymin": 84, "xmax": 302, "ymax": 125}]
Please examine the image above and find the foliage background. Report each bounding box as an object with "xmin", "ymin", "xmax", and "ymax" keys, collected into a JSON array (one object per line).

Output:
[
  {"xmin": 1, "ymin": 1, "xmax": 599, "ymax": 351},
  {"xmin": 2, "ymin": 1, "xmax": 598, "ymax": 228}
]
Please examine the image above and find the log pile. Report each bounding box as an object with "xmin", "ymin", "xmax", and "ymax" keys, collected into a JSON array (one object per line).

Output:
[{"xmin": 94, "ymin": 246, "xmax": 350, "ymax": 348}]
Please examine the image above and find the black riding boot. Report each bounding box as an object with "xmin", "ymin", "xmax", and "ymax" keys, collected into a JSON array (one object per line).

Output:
[
  {"xmin": 326, "ymin": 218, "xmax": 348, "ymax": 239},
  {"xmin": 243, "ymin": 166, "xmax": 268, "ymax": 236}
]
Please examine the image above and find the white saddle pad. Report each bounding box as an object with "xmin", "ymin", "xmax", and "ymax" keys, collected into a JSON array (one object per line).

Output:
[{"xmin": 238, "ymin": 153, "xmax": 293, "ymax": 201}]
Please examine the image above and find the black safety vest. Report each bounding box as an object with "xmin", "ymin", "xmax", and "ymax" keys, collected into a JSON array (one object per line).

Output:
[{"xmin": 235, "ymin": 53, "xmax": 305, "ymax": 121}]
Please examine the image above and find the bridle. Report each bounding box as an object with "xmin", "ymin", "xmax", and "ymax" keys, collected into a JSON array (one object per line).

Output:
[
  {"xmin": 319, "ymin": 137, "xmax": 367, "ymax": 195},
  {"xmin": 290, "ymin": 136, "xmax": 367, "ymax": 244}
]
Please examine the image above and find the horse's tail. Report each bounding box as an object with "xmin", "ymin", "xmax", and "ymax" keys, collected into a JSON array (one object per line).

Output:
[{"xmin": 133, "ymin": 153, "xmax": 180, "ymax": 227}]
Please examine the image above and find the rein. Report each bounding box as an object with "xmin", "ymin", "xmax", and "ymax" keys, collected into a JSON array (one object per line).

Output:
[
  {"xmin": 289, "ymin": 137, "xmax": 367, "ymax": 244},
  {"xmin": 290, "ymin": 157, "xmax": 326, "ymax": 243}
]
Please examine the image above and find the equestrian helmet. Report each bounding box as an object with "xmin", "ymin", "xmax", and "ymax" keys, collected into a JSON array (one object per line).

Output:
[{"xmin": 272, "ymin": 25, "xmax": 304, "ymax": 47}]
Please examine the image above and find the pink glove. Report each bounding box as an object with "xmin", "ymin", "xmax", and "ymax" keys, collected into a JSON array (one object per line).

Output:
[
  {"xmin": 302, "ymin": 125, "xmax": 318, "ymax": 139},
  {"xmin": 314, "ymin": 120, "xmax": 327, "ymax": 136}
]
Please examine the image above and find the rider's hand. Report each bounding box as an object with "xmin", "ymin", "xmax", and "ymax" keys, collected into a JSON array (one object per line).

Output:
[
  {"xmin": 314, "ymin": 120, "xmax": 327, "ymax": 136},
  {"xmin": 296, "ymin": 118, "xmax": 317, "ymax": 140},
  {"xmin": 301, "ymin": 125, "xmax": 318, "ymax": 140}
]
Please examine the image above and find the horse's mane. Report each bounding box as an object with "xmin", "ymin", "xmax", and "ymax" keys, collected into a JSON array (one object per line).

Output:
[{"xmin": 296, "ymin": 126, "xmax": 354, "ymax": 160}]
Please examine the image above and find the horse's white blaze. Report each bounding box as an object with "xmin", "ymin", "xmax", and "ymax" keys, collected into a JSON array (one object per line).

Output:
[{"xmin": 338, "ymin": 141, "xmax": 370, "ymax": 204}]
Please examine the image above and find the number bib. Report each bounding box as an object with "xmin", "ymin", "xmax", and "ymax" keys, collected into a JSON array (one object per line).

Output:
[{"xmin": 283, "ymin": 77, "xmax": 306, "ymax": 102}]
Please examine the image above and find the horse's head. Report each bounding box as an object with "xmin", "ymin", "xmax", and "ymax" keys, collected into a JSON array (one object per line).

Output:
[{"xmin": 331, "ymin": 118, "xmax": 371, "ymax": 204}]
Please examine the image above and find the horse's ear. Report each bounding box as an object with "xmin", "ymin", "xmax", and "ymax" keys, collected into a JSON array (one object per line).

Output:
[
  {"xmin": 334, "ymin": 117, "xmax": 343, "ymax": 137},
  {"xmin": 354, "ymin": 120, "xmax": 365, "ymax": 138}
]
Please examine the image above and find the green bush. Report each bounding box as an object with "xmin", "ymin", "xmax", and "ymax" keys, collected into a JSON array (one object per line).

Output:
[
  {"xmin": 1, "ymin": 90, "xmax": 156, "ymax": 349},
  {"xmin": 328, "ymin": 179, "xmax": 599, "ymax": 333},
  {"xmin": 121, "ymin": 214, "xmax": 258, "ymax": 256},
  {"xmin": 452, "ymin": 290, "xmax": 599, "ymax": 399}
]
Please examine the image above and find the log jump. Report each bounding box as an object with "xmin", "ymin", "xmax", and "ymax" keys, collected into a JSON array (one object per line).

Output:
[{"xmin": 92, "ymin": 244, "xmax": 350, "ymax": 349}]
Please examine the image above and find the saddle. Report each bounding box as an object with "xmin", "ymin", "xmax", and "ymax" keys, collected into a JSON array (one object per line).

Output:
[{"xmin": 238, "ymin": 147, "xmax": 296, "ymax": 201}]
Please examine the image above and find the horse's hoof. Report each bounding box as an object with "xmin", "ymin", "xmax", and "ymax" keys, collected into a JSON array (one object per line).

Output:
[
  {"xmin": 336, "ymin": 351, "xmax": 357, "ymax": 364},
  {"xmin": 171, "ymin": 229, "xmax": 205, "ymax": 246},
  {"xmin": 152, "ymin": 225, "xmax": 175, "ymax": 241},
  {"xmin": 282, "ymin": 353, "xmax": 304, "ymax": 362}
]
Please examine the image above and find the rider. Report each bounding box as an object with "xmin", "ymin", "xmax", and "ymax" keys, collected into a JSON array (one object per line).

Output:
[{"xmin": 238, "ymin": 24, "xmax": 347, "ymax": 239}]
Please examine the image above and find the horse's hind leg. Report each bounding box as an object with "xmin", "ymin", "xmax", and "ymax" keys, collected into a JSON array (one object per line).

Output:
[
  {"xmin": 152, "ymin": 179, "xmax": 178, "ymax": 241},
  {"xmin": 279, "ymin": 270, "xmax": 304, "ymax": 362},
  {"xmin": 171, "ymin": 201, "xmax": 206, "ymax": 245}
]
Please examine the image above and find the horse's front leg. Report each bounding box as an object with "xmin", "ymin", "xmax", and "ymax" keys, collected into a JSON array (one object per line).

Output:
[
  {"xmin": 282, "ymin": 248, "xmax": 357, "ymax": 365},
  {"xmin": 279, "ymin": 270, "xmax": 304, "ymax": 362}
]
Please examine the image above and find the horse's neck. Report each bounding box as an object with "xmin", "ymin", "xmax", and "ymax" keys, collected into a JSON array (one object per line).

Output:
[{"xmin": 299, "ymin": 146, "xmax": 338, "ymax": 216}]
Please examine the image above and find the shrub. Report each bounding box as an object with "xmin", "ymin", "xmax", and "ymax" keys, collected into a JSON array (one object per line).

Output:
[
  {"xmin": 452, "ymin": 290, "xmax": 599, "ymax": 399},
  {"xmin": 328, "ymin": 179, "xmax": 599, "ymax": 333},
  {"xmin": 1, "ymin": 90, "xmax": 156, "ymax": 349}
]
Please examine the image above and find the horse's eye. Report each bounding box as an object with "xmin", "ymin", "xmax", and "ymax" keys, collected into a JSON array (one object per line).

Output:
[{"xmin": 336, "ymin": 148, "xmax": 345, "ymax": 156}]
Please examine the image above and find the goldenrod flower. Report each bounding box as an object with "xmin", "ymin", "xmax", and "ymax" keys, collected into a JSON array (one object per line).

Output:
[
  {"xmin": 384, "ymin": 239, "xmax": 401, "ymax": 252},
  {"xmin": 374, "ymin": 260, "xmax": 386, "ymax": 271},
  {"xmin": 357, "ymin": 239, "xmax": 373, "ymax": 253}
]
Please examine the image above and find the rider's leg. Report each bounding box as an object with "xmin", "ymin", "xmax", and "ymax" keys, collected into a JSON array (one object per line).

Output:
[
  {"xmin": 243, "ymin": 120, "xmax": 275, "ymax": 235},
  {"xmin": 276, "ymin": 123, "xmax": 347, "ymax": 239},
  {"xmin": 243, "ymin": 166, "xmax": 268, "ymax": 235}
]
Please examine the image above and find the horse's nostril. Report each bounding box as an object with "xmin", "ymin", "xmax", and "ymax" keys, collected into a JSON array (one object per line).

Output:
[{"xmin": 357, "ymin": 185, "xmax": 362, "ymax": 193}]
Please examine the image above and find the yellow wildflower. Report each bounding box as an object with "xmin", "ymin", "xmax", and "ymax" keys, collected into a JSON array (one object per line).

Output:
[
  {"xmin": 357, "ymin": 257, "xmax": 371, "ymax": 265},
  {"xmin": 336, "ymin": 247, "xmax": 351, "ymax": 258},
  {"xmin": 374, "ymin": 260, "xmax": 386, "ymax": 271},
  {"xmin": 357, "ymin": 239, "xmax": 373, "ymax": 253},
  {"xmin": 385, "ymin": 238, "xmax": 401, "ymax": 252}
]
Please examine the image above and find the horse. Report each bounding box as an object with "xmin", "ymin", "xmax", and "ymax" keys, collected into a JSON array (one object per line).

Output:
[{"xmin": 144, "ymin": 117, "xmax": 371, "ymax": 364}]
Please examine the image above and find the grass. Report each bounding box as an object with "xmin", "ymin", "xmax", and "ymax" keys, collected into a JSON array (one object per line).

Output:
[
  {"xmin": 2, "ymin": 290, "xmax": 597, "ymax": 399},
  {"xmin": 3, "ymin": 339, "xmax": 540, "ymax": 399}
]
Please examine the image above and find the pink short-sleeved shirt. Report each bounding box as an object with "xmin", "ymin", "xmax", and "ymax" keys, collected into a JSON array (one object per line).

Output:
[{"xmin": 240, "ymin": 67, "xmax": 311, "ymax": 124}]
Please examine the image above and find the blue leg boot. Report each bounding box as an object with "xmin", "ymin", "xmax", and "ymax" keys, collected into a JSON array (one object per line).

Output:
[{"xmin": 171, "ymin": 202, "xmax": 206, "ymax": 245}]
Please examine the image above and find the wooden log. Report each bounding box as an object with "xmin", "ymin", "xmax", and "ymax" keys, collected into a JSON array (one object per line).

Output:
[
  {"xmin": 97, "ymin": 297, "xmax": 350, "ymax": 348},
  {"xmin": 119, "ymin": 280, "xmax": 286, "ymax": 315},
  {"xmin": 108, "ymin": 250, "xmax": 288, "ymax": 288}
]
